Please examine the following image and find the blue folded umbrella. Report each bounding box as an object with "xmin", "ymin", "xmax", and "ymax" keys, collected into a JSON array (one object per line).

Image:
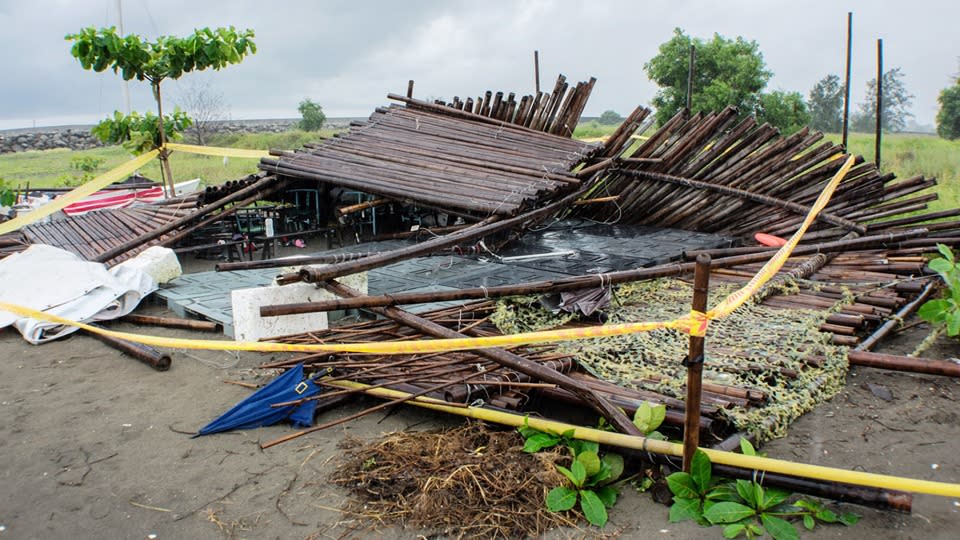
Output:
[{"xmin": 196, "ymin": 363, "xmax": 320, "ymax": 436}]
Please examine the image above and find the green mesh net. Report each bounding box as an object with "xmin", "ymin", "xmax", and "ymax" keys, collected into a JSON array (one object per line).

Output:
[{"xmin": 492, "ymin": 278, "xmax": 849, "ymax": 442}]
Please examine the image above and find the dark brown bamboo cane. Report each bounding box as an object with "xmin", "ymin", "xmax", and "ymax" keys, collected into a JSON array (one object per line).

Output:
[
  {"xmin": 847, "ymin": 350, "xmax": 960, "ymax": 377},
  {"xmin": 84, "ymin": 327, "xmax": 171, "ymax": 371},
  {"xmin": 683, "ymin": 254, "xmax": 710, "ymax": 472},
  {"xmin": 855, "ymin": 280, "xmax": 938, "ymax": 351},
  {"xmin": 119, "ymin": 314, "xmax": 220, "ymax": 332}
]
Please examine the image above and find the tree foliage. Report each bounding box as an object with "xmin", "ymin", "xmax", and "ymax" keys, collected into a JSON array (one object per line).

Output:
[
  {"xmin": 66, "ymin": 26, "xmax": 256, "ymax": 84},
  {"xmin": 598, "ymin": 110, "xmax": 623, "ymax": 125},
  {"xmin": 298, "ymin": 98, "xmax": 326, "ymax": 132},
  {"xmin": 92, "ymin": 109, "xmax": 193, "ymax": 155},
  {"xmin": 936, "ymin": 82, "xmax": 960, "ymax": 140},
  {"xmin": 757, "ymin": 91, "xmax": 810, "ymax": 135},
  {"xmin": 807, "ymin": 74, "xmax": 844, "ymax": 133},
  {"xmin": 644, "ymin": 28, "xmax": 771, "ymax": 126},
  {"xmin": 851, "ymin": 67, "xmax": 914, "ymax": 133}
]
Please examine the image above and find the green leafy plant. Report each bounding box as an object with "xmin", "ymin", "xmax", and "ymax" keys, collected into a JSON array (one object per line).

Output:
[
  {"xmin": 298, "ymin": 98, "xmax": 326, "ymax": 132},
  {"xmin": 92, "ymin": 110, "xmax": 193, "ymax": 156},
  {"xmin": 56, "ymin": 156, "xmax": 109, "ymax": 187},
  {"xmin": 667, "ymin": 449, "xmax": 859, "ymax": 539},
  {"xmin": 0, "ymin": 178, "xmax": 15, "ymax": 207},
  {"xmin": 918, "ymin": 244, "xmax": 960, "ymax": 336},
  {"xmin": 518, "ymin": 421, "xmax": 624, "ymax": 527}
]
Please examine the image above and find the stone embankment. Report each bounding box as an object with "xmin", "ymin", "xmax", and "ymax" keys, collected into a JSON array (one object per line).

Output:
[{"xmin": 0, "ymin": 119, "xmax": 353, "ymax": 154}]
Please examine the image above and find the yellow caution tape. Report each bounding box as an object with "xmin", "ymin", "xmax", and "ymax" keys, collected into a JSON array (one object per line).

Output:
[
  {"xmin": 0, "ymin": 150, "xmax": 160, "ymax": 235},
  {"xmin": 0, "ymin": 156, "xmax": 856, "ymax": 356},
  {"xmin": 165, "ymin": 142, "xmax": 270, "ymax": 159},
  {"xmin": 0, "ymin": 300, "xmax": 693, "ymax": 354}
]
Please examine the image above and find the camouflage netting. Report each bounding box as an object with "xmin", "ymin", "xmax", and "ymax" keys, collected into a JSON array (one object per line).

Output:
[{"xmin": 492, "ymin": 278, "xmax": 850, "ymax": 442}]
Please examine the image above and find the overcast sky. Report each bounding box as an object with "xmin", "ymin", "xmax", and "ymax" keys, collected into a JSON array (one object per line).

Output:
[{"xmin": 1, "ymin": 0, "xmax": 957, "ymax": 130}]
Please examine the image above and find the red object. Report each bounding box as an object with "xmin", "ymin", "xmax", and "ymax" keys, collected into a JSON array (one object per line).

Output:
[
  {"xmin": 62, "ymin": 186, "xmax": 165, "ymax": 216},
  {"xmin": 755, "ymin": 233, "xmax": 787, "ymax": 247}
]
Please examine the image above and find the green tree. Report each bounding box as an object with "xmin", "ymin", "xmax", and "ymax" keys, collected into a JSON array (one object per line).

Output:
[
  {"xmin": 66, "ymin": 26, "xmax": 256, "ymax": 192},
  {"xmin": 807, "ymin": 74, "xmax": 844, "ymax": 133},
  {"xmin": 936, "ymin": 81, "xmax": 960, "ymax": 140},
  {"xmin": 644, "ymin": 28, "xmax": 771, "ymax": 126},
  {"xmin": 851, "ymin": 67, "xmax": 914, "ymax": 133},
  {"xmin": 598, "ymin": 110, "xmax": 623, "ymax": 125},
  {"xmin": 298, "ymin": 99, "xmax": 326, "ymax": 131},
  {"xmin": 757, "ymin": 91, "xmax": 810, "ymax": 135}
]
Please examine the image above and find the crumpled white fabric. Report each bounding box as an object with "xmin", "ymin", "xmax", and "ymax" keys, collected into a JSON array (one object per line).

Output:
[{"xmin": 0, "ymin": 244, "xmax": 157, "ymax": 343}]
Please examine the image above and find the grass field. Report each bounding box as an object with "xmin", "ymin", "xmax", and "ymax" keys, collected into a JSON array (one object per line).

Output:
[
  {"xmin": 0, "ymin": 129, "xmax": 339, "ymax": 189},
  {"xmin": 828, "ymin": 132, "xmax": 959, "ymax": 214},
  {"xmin": 1, "ymin": 125, "xmax": 956, "ymax": 215}
]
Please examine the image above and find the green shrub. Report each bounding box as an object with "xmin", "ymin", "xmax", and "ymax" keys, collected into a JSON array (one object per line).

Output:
[{"xmin": 298, "ymin": 98, "xmax": 326, "ymax": 132}]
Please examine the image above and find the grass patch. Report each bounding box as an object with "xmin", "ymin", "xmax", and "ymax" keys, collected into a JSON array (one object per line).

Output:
[
  {"xmin": 573, "ymin": 120, "xmax": 621, "ymax": 140},
  {"xmin": 0, "ymin": 128, "xmax": 343, "ymax": 188},
  {"xmin": 827, "ymin": 132, "xmax": 960, "ymax": 214}
]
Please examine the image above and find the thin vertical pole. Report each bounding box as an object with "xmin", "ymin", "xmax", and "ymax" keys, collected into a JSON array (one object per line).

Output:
[
  {"xmin": 841, "ymin": 11, "xmax": 853, "ymax": 149},
  {"xmin": 682, "ymin": 254, "xmax": 710, "ymax": 472},
  {"xmin": 534, "ymin": 50, "xmax": 541, "ymax": 94},
  {"xmin": 117, "ymin": 0, "xmax": 131, "ymax": 115},
  {"xmin": 875, "ymin": 38, "xmax": 883, "ymax": 169},
  {"xmin": 686, "ymin": 45, "xmax": 697, "ymax": 111}
]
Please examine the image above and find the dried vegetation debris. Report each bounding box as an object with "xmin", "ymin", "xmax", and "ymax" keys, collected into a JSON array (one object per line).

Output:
[{"xmin": 330, "ymin": 423, "xmax": 586, "ymax": 539}]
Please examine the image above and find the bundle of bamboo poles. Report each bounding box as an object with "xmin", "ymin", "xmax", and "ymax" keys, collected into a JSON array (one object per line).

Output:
[
  {"xmin": 16, "ymin": 204, "xmax": 196, "ymax": 263},
  {"xmin": 574, "ymin": 106, "xmax": 947, "ymax": 245},
  {"xmin": 429, "ymin": 74, "xmax": 597, "ymax": 137},
  {"xmin": 259, "ymin": 101, "xmax": 598, "ymax": 218}
]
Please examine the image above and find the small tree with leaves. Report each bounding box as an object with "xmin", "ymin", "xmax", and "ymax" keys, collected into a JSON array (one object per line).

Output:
[
  {"xmin": 66, "ymin": 26, "xmax": 255, "ymax": 192},
  {"xmin": 807, "ymin": 74, "xmax": 844, "ymax": 133},
  {"xmin": 645, "ymin": 28, "xmax": 771, "ymax": 126},
  {"xmin": 851, "ymin": 67, "xmax": 914, "ymax": 133},
  {"xmin": 598, "ymin": 110, "xmax": 624, "ymax": 125},
  {"xmin": 298, "ymin": 99, "xmax": 326, "ymax": 132}
]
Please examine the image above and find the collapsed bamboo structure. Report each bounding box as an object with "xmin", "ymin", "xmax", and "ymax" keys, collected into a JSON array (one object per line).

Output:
[{"xmin": 0, "ymin": 74, "xmax": 954, "ymax": 512}]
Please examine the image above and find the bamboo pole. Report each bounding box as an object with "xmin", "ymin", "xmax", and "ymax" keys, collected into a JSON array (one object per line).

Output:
[
  {"xmin": 119, "ymin": 313, "xmax": 220, "ymax": 332},
  {"xmin": 683, "ymin": 254, "xmax": 710, "ymax": 472},
  {"xmin": 848, "ymin": 350, "xmax": 960, "ymax": 377},
  {"xmin": 855, "ymin": 281, "xmax": 937, "ymax": 351},
  {"xmin": 842, "ymin": 11, "xmax": 853, "ymax": 149}
]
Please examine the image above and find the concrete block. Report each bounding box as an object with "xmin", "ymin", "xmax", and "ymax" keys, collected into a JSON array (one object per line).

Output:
[{"xmin": 231, "ymin": 271, "xmax": 367, "ymax": 342}]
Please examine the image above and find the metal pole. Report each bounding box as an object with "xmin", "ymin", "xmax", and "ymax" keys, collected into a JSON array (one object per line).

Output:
[
  {"xmin": 117, "ymin": 0, "xmax": 131, "ymax": 115},
  {"xmin": 682, "ymin": 253, "xmax": 710, "ymax": 471},
  {"xmin": 686, "ymin": 45, "xmax": 697, "ymax": 111},
  {"xmin": 841, "ymin": 11, "xmax": 853, "ymax": 148},
  {"xmin": 534, "ymin": 50, "xmax": 541, "ymax": 94},
  {"xmin": 875, "ymin": 38, "xmax": 883, "ymax": 169}
]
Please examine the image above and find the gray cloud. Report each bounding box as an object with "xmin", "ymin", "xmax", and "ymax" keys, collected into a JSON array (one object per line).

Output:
[{"xmin": 2, "ymin": 0, "xmax": 957, "ymax": 129}]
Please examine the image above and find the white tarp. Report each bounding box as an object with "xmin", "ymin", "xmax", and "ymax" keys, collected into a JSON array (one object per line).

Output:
[{"xmin": 0, "ymin": 244, "xmax": 157, "ymax": 344}]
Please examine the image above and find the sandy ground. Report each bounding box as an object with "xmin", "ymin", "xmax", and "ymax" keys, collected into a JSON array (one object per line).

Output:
[{"xmin": 1, "ymin": 252, "xmax": 959, "ymax": 539}]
